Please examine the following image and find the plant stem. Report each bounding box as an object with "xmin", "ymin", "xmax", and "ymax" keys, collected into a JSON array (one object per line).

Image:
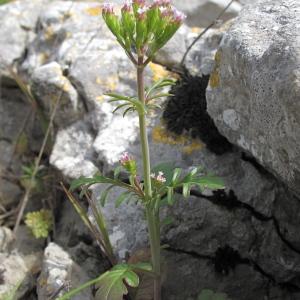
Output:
[{"xmin": 137, "ymin": 56, "xmax": 161, "ymax": 300}]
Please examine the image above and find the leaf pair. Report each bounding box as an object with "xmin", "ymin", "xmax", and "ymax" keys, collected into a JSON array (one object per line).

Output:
[{"xmin": 58, "ymin": 263, "xmax": 152, "ymax": 300}]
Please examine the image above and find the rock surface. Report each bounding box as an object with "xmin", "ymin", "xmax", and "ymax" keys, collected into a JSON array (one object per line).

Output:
[
  {"xmin": 207, "ymin": 0, "xmax": 300, "ymax": 196},
  {"xmin": 37, "ymin": 242, "xmax": 93, "ymax": 300},
  {"xmin": 0, "ymin": 0, "xmax": 300, "ymax": 299}
]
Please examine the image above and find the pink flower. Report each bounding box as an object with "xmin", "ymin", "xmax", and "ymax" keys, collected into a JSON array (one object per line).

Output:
[
  {"xmin": 171, "ymin": 7, "xmax": 186, "ymax": 23},
  {"xmin": 120, "ymin": 152, "xmax": 131, "ymax": 165},
  {"xmin": 133, "ymin": 0, "xmax": 146, "ymax": 6},
  {"xmin": 151, "ymin": 171, "xmax": 166, "ymax": 183},
  {"xmin": 122, "ymin": 0, "xmax": 132, "ymax": 12},
  {"xmin": 102, "ymin": 3, "xmax": 114, "ymax": 14},
  {"xmin": 152, "ymin": 0, "xmax": 171, "ymax": 7},
  {"xmin": 137, "ymin": 6, "xmax": 149, "ymax": 19}
]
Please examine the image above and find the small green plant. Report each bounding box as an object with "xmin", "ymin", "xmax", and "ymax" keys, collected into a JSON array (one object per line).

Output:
[
  {"xmin": 197, "ymin": 289, "xmax": 231, "ymax": 300},
  {"xmin": 60, "ymin": 1, "xmax": 224, "ymax": 300},
  {"xmin": 1, "ymin": 280, "xmax": 23, "ymax": 300},
  {"xmin": 25, "ymin": 209, "xmax": 53, "ymax": 239}
]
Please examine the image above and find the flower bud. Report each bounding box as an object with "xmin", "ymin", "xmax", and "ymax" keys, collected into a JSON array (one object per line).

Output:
[
  {"xmin": 120, "ymin": 152, "xmax": 137, "ymax": 175},
  {"xmin": 102, "ymin": 3, "xmax": 114, "ymax": 14}
]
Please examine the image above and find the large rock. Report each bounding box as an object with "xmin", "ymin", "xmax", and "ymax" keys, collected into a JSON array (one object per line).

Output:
[
  {"xmin": 206, "ymin": 0, "xmax": 300, "ymax": 196},
  {"xmin": 37, "ymin": 242, "xmax": 93, "ymax": 300}
]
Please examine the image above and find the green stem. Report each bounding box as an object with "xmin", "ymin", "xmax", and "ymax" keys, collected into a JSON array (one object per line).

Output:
[{"xmin": 137, "ymin": 56, "xmax": 161, "ymax": 300}]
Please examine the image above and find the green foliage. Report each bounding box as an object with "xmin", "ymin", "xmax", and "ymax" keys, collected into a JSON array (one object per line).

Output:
[
  {"xmin": 1, "ymin": 280, "xmax": 23, "ymax": 300},
  {"xmin": 197, "ymin": 289, "xmax": 231, "ymax": 300},
  {"xmin": 151, "ymin": 163, "xmax": 225, "ymax": 207},
  {"xmin": 25, "ymin": 209, "xmax": 53, "ymax": 238},
  {"xmin": 0, "ymin": 0, "xmax": 10, "ymax": 5},
  {"xmin": 102, "ymin": 1, "xmax": 186, "ymax": 58},
  {"xmin": 20, "ymin": 163, "xmax": 44, "ymax": 191},
  {"xmin": 58, "ymin": 263, "xmax": 152, "ymax": 300}
]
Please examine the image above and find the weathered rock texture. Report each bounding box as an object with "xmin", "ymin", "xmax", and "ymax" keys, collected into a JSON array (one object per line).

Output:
[
  {"xmin": 0, "ymin": 1, "xmax": 300, "ymax": 299},
  {"xmin": 207, "ymin": 0, "xmax": 300, "ymax": 197}
]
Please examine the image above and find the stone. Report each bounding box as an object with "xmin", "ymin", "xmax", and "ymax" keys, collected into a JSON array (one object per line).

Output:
[
  {"xmin": 50, "ymin": 120, "xmax": 98, "ymax": 179},
  {"xmin": 31, "ymin": 62, "xmax": 84, "ymax": 127},
  {"xmin": 37, "ymin": 242, "xmax": 93, "ymax": 300},
  {"xmin": 172, "ymin": 0, "xmax": 242, "ymax": 28},
  {"xmin": 0, "ymin": 227, "xmax": 14, "ymax": 253},
  {"xmin": 206, "ymin": 0, "xmax": 300, "ymax": 196},
  {"xmin": 0, "ymin": 0, "xmax": 45, "ymax": 82}
]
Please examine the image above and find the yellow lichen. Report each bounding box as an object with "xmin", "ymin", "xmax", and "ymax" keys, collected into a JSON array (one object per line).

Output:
[
  {"xmin": 209, "ymin": 50, "xmax": 221, "ymax": 88},
  {"xmin": 44, "ymin": 26, "xmax": 54, "ymax": 41},
  {"xmin": 152, "ymin": 125, "xmax": 204, "ymax": 154},
  {"xmin": 149, "ymin": 62, "xmax": 174, "ymax": 82},
  {"xmin": 96, "ymin": 95, "xmax": 105, "ymax": 103},
  {"xmin": 85, "ymin": 6, "xmax": 102, "ymax": 16},
  {"xmin": 96, "ymin": 75, "xmax": 119, "ymax": 91},
  {"xmin": 191, "ymin": 27, "xmax": 202, "ymax": 33},
  {"xmin": 183, "ymin": 141, "xmax": 204, "ymax": 154}
]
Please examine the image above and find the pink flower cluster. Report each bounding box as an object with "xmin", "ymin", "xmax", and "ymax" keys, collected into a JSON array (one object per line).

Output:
[
  {"xmin": 151, "ymin": 171, "xmax": 167, "ymax": 183},
  {"xmin": 102, "ymin": 2, "xmax": 114, "ymax": 14},
  {"xmin": 120, "ymin": 152, "xmax": 132, "ymax": 165}
]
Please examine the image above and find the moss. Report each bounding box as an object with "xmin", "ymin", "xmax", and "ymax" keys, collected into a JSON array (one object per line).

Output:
[{"xmin": 162, "ymin": 71, "xmax": 232, "ymax": 155}]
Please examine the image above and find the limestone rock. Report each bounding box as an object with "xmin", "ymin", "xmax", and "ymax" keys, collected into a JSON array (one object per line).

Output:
[
  {"xmin": 206, "ymin": 0, "xmax": 300, "ymax": 196},
  {"xmin": 37, "ymin": 242, "xmax": 93, "ymax": 300},
  {"xmin": 31, "ymin": 62, "xmax": 84, "ymax": 127},
  {"xmin": 172, "ymin": 0, "xmax": 242, "ymax": 28}
]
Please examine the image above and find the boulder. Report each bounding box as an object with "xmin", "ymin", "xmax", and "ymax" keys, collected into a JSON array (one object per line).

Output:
[
  {"xmin": 37, "ymin": 242, "xmax": 93, "ymax": 300},
  {"xmin": 206, "ymin": 0, "xmax": 300, "ymax": 196}
]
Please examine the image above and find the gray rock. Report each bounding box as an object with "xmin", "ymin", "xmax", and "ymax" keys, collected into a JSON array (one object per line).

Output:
[
  {"xmin": 0, "ymin": 0, "xmax": 46, "ymax": 82},
  {"xmin": 0, "ymin": 227, "xmax": 14, "ymax": 252},
  {"xmin": 37, "ymin": 242, "xmax": 93, "ymax": 300},
  {"xmin": 206, "ymin": 0, "xmax": 300, "ymax": 196},
  {"xmin": 172, "ymin": 0, "xmax": 242, "ymax": 28},
  {"xmin": 50, "ymin": 120, "xmax": 98, "ymax": 178},
  {"xmin": 163, "ymin": 251, "xmax": 269, "ymax": 300},
  {"xmin": 0, "ymin": 226, "xmax": 44, "ymax": 300},
  {"xmin": 31, "ymin": 62, "xmax": 84, "ymax": 127}
]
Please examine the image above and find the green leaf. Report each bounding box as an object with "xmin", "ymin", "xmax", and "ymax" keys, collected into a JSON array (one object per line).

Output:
[
  {"xmin": 95, "ymin": 265, "xmax": 140, "ymax": 300},
  {"xmin": 112, "ymin": 103, "xmax": 132, "ymax": 114},
  {"xmin": 182, "ymin": 183, "xmax": 190, "ymax": 198},
  {"xmin": 161, "ymin": 216, "xmax": 174, "ymax": 227},
  {"xmin": 114, "ymin": 166, "xmax": 123, "ymax": 179},
  {"xmin": 25, "ymin": 209, "xmax": 53, "ymax": 239},
  {"xmin": 100, "ymin": 185, "xmax": 115, "ymax": 207},
  {"xmin": 151, "ymin": 162, "xmax": 176, "ymax": 186},
  {"xmin": 172, "ymin": 168, "xmax": 182, "ymax": 185},
  {"xmin": 115, "ymin": 191, "xmax": 132, "ymax": 208},
  {"xmin": 192, "ymin": 176, "xmax": 225, "ymax": 190},
  {"xmin": 167, "ymin": 187, "xmax": 174, "ymax": 205}
]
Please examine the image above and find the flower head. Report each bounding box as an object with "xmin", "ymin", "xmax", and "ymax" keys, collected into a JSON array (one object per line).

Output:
[
  {"xmin": 122, "ymin": 0, "xmax": 132, "ymax": 12},
  {"xmin": 152, "ymin": 0, "xmax": 171, "ymax": 7},
  {"xmin": 120, "ymin": 152, "xmax": 131, "ymax": 165},
  {"xmin": 102, "ymin": 2, "xmax": 115, "ymax": 14},
  {"xmin": 137, "ymin": 6, "xmax": 149, "ymax": 20},
  {"xmin": 133, "ymin": 0, "xmax": 146, "ymax": 6},
  {"xmin": 171, "ymin": 7, "xmax": 186, "ymax": 23},
  {"xmin": 151, "ymin": 171, "xmax": 166, "ymax": 183},
  {"xmin": 120, "ymin": 152, "xmax": 137, "ymax": 175}
]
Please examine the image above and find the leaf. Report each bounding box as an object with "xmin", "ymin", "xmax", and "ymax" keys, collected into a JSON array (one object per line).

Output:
[
  {"xmin": 192, "ymin": 176, "xmax": 225, "ymax": 190},
  {"xmin": 161, "ymin": 216, "xmax": 174, "ymax": 227},
  {"xmin": 99, "ymin": 185, "xmax": 115, "ymax": 207},
  {"xmin": 112, "ymin": 103, "xmax": 132, "ymax": 114},
  {"xmin": 95, "ymin": 265, "xmax": 140, "ymax": 300},
  {"xmin": 151, "ymin": 162, "xmax": 176, "ymax": 186},
  {"xmin": 167, "ymin": 187, "xmax": 174, "ymax": 205},
  {"xmin": 182, "ymin": 183, "xmax": 190, "ymax": 198},
  {"xmin": 114, "ymin": 166, "xmax": 123, "ymax": 179},
  {"xmin": 172, "ymin": 168, "xmax": 182, "ymax": 185},
  {"xmin": 25, "ymin": 209, "xmax": 53, "ymax": 239},
  {"xmin": 115, "ymin": 191, "xmax": 132, "ymax": 208}
]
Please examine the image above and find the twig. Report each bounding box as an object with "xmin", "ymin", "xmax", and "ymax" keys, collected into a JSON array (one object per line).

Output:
[
  {"xmin": 180, "ymin": 0, "xmax": 235, "ymax": 66},
  {"xmin": 13, "ymin": 90, "xmax": 63, "ymax": 235}
]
